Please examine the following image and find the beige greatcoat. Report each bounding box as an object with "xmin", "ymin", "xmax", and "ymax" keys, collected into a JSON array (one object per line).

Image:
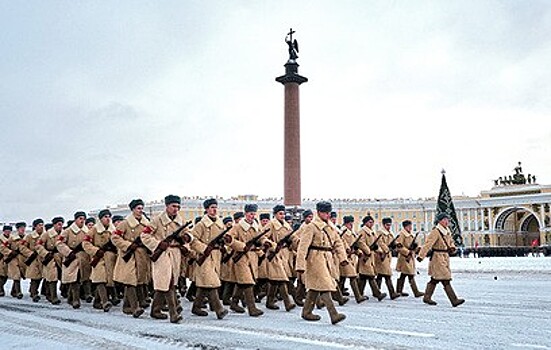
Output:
[
  {"xmin": 356, "ymin": 226, "xmax": 377, "ymax": 277},
  {"xmin": 227, "ymin": 219, "xmax": 272, "ymax": 285},
  {"xmin": 19, "ymin": 231, "xmax": 43, "ymax": 280},
  {"xmin": 83, "ymin": 222, "xmax": 117, "ymax": 284},
  {"xmin": 36, "ymin": 228, "xmax": 62, "ymax": 282},
  {"xmin": 374, "ymin": 228, "xmax": 394, "ymax": 276},
  {"xmin": 112, "ymin": 214, "xmax": 151, "ymax": 286},
  {"xmin": 141, "ymin": 212, "xmax": 184, "ymax": 292},
  {"xmin": 0, "ymin": 233, "xmax": 9, "ymax": 277},
  {"xmin": 189, "ymin": 215, "xmax": 225, "ymax": 288},
  {"xmin": 395, "ymin": 229, "xmax": 417, "ymax": 275},
  {"xmin": 56, "ymin": 223, "xmax": 90, "ymax": 284},
  {"xmin": 339, "ymin": 228, "xmax": 359, "ymax": 278},
  {"xmin": 0, "ymin": 233, "xmax": 25, "ymax": 280},
  {"xmin": 257, "ymin": 223, "xmax": 270, "ymax": 280},
  {"xmin": 265, "ymin": 219, "xmax": 291, "ymax": 282},
  {"xmin": 295, "ymin": 216, "xmax": 347, "ymax": 292},
  {"xmin": 418, "ymin": 224, "xmax": 456, "ymax": 281}
]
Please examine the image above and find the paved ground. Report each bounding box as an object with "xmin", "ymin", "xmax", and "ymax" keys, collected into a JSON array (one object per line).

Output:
[{"xmin": 1, "ymin": 257, "xmax": 550, "ymax": 349}]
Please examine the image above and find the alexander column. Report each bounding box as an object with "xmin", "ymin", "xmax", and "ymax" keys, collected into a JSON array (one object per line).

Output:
[{"xmin": 276, "ymin": 28, "xmax": 308, "ymax": 207}]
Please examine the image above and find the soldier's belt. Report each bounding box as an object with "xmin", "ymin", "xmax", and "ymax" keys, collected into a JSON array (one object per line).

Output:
[
  {"xmin": 432, "ymin": 248, "xmax": 448, "ymax": 252},
  {"xmin": 308, "ymin": 246, "xmax": 332, "ymax": 252}
]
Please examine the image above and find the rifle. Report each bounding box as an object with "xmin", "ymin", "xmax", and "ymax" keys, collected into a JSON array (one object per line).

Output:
[
  {"xmin": 196, "ymin": 226, "xmax": 232, "ymax": 266},
  {"xmin": 369, "ymin": 232, "xmax": 383, "ymax": 251},
  {"xmin": 347, "ymin": 233, "xmax": 364, "ymax": 258},
  {"xmin": 24, "ymin": 252, "xmax": 39, "ymax": 266},
  {"xmin": 42, "ymin": 247, "xmax": 57, "ymax": 266},
  {"xmin": 150, "ymin": 221, "xmax": 193, "ymax": 263},
  {"xmin": 221, "ymin": 249, "xmax": 234, "ymax": 264},
  {"xmin": 4, "ymin": 250, "xmax": 19, "ymax": 264},
  {"xmin": 267, "ymin": 227, "xmax": 299, "ymax": 262},
  {"xmin": 63, "ymin": 243, "xmax": 83, "ymax": 267},
  {"xmin": 388, "ymin": 235, "xmax": 399, "ymax": 250},
  {"xmin": 232, "ymin": 228, "xmax": 270, "ymax": 264},
  {"xmin": 90, "ymin": 240, "xmax": 117, "ymax": 268},
  {"xmin": 405, "ymin": 231, "xmax": 421, "ymax": 262}
]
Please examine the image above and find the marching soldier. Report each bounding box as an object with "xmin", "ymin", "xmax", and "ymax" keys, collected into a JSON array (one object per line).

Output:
[
  {"xmin": 374, "ymin": 218, "xmax": 400, "ymax": 299},
  {"xmin": 255, "ymin": 212, "xmax": 271, "ymax": 302},
  {"xmin": 187, "ymin": 198, "xmax": 229, "ymax": 319},
  {"xmin": 85, "ymin": 217, "xmax": 96, "ymax": 230},
  {"xmin": 20, "ymin": 219, "xmax": 45, "ymax": 302},
  {"xmin": 141, "ymin": 195, "xmax": 186, "ymax": 323},
  {"xmin": 296, "ymin": 201, "xmax": 347, "ymax": 325},
  {"xmin": 0, "ymin": 223, "xmax": 27, "ymax": 299},
  {"xmin": 292, "ymin": 209, "xmax": 314, "ymax": 306},
  {"xmin": 226, "ymin": 204, "xmax": 272, "ymax": 317},
  {"xmin": 56, "ymin": 212, "xmax": 91, "ymax": 308},
  {"xmin": 219, "ymin": 216, "xmax": 235, "ymax": 305},
  {"xmin": 83, "ymin": 209, "xmax": 117, "ymax": 311},
  {"xmin": 264, "ymin": 205, "xmax": 296, "ymax": 312},
  {"xmin": 417, "ymin": 213, "xmax": 465, "ymax": 307},
  {"xmin": 0, "ymin": 226, "xmax": 11, "ymax": 296},
  {"xmin": 356, "ymin": 216, "xmax": 387, "ymax": 301},
  {"xmin": 111, "ymin": 199, "xmax": 151, "ymax": 318},
  {"xmin": 339, "ymin": 216, "xmax": 367, "ymax": 303},
  {"xmin": 36, "ymin": 217, "xmax": 64, "ymax": 304},
  {"xmin": 395, "ymin": 220, "xmax": 424, "ymax": 297}
]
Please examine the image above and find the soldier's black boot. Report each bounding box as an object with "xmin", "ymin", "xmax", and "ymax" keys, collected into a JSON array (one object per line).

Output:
[
  {"xmin": 295, "ymin": 279, "xmax": 305, "ymax": 306},
  {"xmin": 208, "ymin": 288, "xmax": 228, "ymax": 320},
  {"xmin": 0, "ymin": 276, "xmax": 7, "ymax": 297},
  {"xmin": 108, "ymin": 286, "xmax": 121, "ymax": 306},
  {"xmin": 339, "ymin": 277, "xmax": 349, "ymax": 296},
  {"xmin": 350, "ymin": 277, "xmax": 368, "ymax": 303},
  {"xmin": 192, "ymin": 288, "xmax": 208, "ymax": 316},
  {"xmin": 40, "ymin": 279, "xmax": 48, "ymax": 297},
  {"xmin": 186, "ymin": 282, "xmax": 197, "ymax": 302},
  {"xmin": 357, "ymin": 275, "xmax": 367, "ymax": 296},
  {"xmin": 302, "ymin": 290, "xmax": 321, "ymax": 321},
  {"xmin": 384, "ymin": 276, "xmax": 400, "ymax": 300},
  {"xmin": 443, "ymin": 281, "xmax": 465, "ymax": 307},
  {"xmin": 48, "ymin": 281, "xmax": 61, "ymax": 305},
  {"xmin": 423, "ymin": 279, "xmax": 438, "ymax": 305},
  {"xmin": 368, "ymin": 277, "xmax": 387, "ymax": 301},
  {"xmin": 243, "ymin": 286, "xmax": 263, "ymax": 317},
  {"xmin": 279, "ymin": 282, "xmax": 296, "ymax": 312},
  {"xmin": 332, "ymin": 284, "xmax": 349, "ymax": 306},
  {"xmin": 396, "ymin": 274, "xmax": 409, "ymax": 297},
  {"xmin": 125, "ymin": 286, "xmax": 144, "ymax": 318},
  {"xmin": 60, "ymin": 283, "xmax": 68, "ymax": 299},
  {"xmin": 137, "ymin": 284, "xmax": 150, "ymax": 308},
  {"xmin": 82, "ymin": 280, "xmax": 93, "ymax": 303},
  {"xmin": 12, "ymin": 280, "xmax": 23, "ymax": 299},
  {"xmin": 320, "ymin": 292, "xmax": 346, "ymax": 325},
  {"xmin": 97, "ymin": 284, "xmax": 112, "ymax": 312},
  {"xmin": 408, "ymin": 275, "xmax": 424, "ymax": 298},
  {"xmin": 222, "ymin": 282, "xmax": 233, "ymax": 306},
  {"xmin": 376, "ymin": 275, "xmax": 383, "ymax": 289},
  {"xmin": 70, "ymin": 283, "xmax": 81, "ymax": 309},
  {"xmin": 150, "ymin": 291, "xmax": 168, "ymax": 319},
  {"xmin": 266, "ymin": 282, "xmax": 280, "ymax": 310},
  {"xmin": 30, "ymin": 279, "xmax": 41, "ymax": 302},
  {"xmin": 167, "ymin": 287, "xmax": 182, "ymax": 323},
  {"xmin": 230, "ymin": 286, "xmax": 245, "ymax": 313}
]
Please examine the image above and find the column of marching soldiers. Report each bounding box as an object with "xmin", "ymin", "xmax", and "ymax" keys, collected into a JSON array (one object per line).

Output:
[{"xmin": 0, "ymin": 195, "xmax": 464, "ymax": 325}]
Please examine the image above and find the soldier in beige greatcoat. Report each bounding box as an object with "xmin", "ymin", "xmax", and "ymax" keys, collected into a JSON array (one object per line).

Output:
[
  {"xmin": 374, "ymin": 217, "xmax": 400, "ymax": 299},
  {"xmin": 255, "ymin": 212, "xmax": 271, "ymax": 303},
  {"xmin": 219, "ymin": 216, "xmax": 236, "ymax": 305},
  {"xmin": 264, "ymin": 205, "xmax": 296, "ymax": 312},
  {"xmin": 111, "ymin": 199, "xmax": 151, "ymax": 318},
  {"xmin": 417, "ymin": 213, "xmax": 465, "ymax": 307},
  {"xmin": 292, "ymin": 209, "xmax": 314, "ymax": 306},
  {"xmin": 0, "ymin": 222, "xmax": 27, "ymax": 299},
  {"xmin": 356, "ymin": 216, "xmax": 387, "ymax": 301},
  {"xmin": 226, "ymin": 204, "xmax": 273, "ymax": 317},
  {"xmin": 19, "ymin": 219, "xmax": 45, "ymax": 302},
  {"xmin": 188, "ymin": 198, "xmax": 229, "ymax": 319},
  {"xmin": 83, "ymin": 209, "xmax": 117, "ymax": 311},
  {"xmin": 0, "ymin": 226, "xmax": 12, "ymax": 297},
  {"xmin": 36, "ymin": 217, "xmax": 64, "ymax": 304},
  {"xmin": 394, "ymin": 220, "xmax": 424, "ymax": 298},
  {"xmin": 56, "ymin": 212, "xmax": 91, "ymax": 308},
  {"xmin": 296, "ymin": 201, "xmax": 348, "ymax": 325},
  {"xmin": 141, "ymin": 195, "xmax": 187, "ymax": 323},
  {"xmin": 338, "ymin": 216, "xmax": 367, "ymax": 303}
]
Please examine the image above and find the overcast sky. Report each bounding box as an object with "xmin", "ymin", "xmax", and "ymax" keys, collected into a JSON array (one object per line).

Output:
[{"xmin": 1, "ymin": 1, "xmax": 550, "ymax": 221}]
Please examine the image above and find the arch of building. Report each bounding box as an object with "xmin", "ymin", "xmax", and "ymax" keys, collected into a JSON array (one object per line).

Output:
[{"xmin": 493, "ymin": 206, "xmax": 542, "ymax": 246}]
